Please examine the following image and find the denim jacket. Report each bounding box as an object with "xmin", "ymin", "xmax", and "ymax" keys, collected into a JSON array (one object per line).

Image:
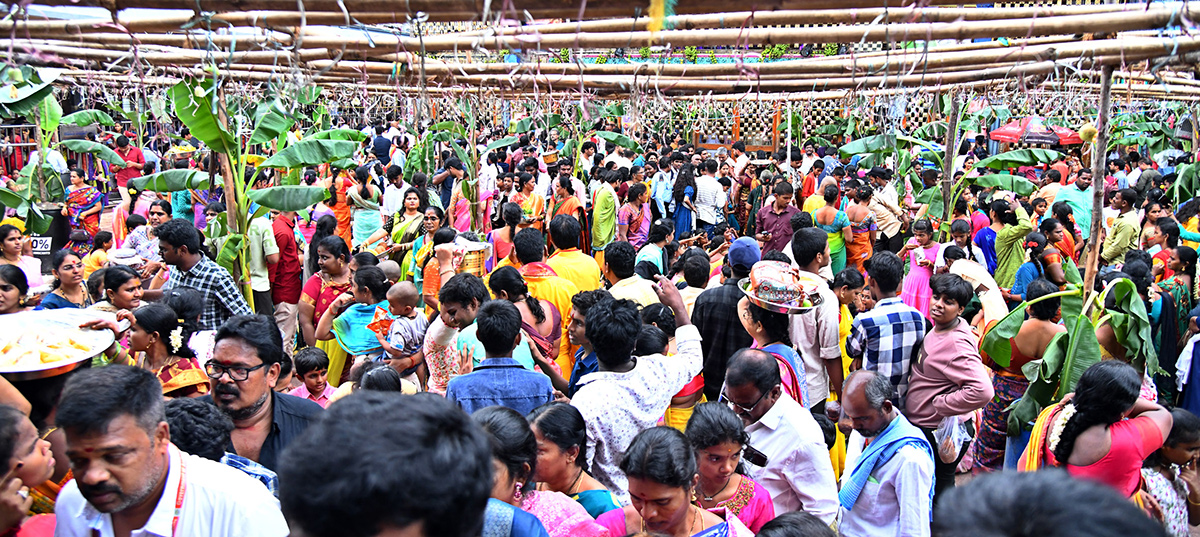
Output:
[{"xmin": 446, "ymin": 357, "xmax": 555, "ymax": 415}]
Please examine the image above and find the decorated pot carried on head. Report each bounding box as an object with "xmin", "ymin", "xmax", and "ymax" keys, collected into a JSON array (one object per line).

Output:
[{"xmin": 739, "ymin": 260, "xmax": 823, "ymax": 314}]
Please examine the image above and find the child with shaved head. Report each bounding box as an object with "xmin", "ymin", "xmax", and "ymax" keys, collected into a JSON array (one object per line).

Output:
[{"xmin": 375, "ymin": 281, "xmax": 430, "ymax": 386}]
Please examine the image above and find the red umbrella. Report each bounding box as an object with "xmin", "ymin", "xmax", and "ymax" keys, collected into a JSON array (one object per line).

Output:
[
  {"xmin": 989, "ymin": 117, "xmax": 1082, "ymax": 145},
  {"xmin": 1048, "ymin": 124, "xmax": 1083, "ymax": 145}
]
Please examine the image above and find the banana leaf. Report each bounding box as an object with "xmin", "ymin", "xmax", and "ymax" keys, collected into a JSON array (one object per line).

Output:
[
  {"xmin": 511, "ymin": 114, "xmax": 562, "ymax": 134},
  {"xmin": 594, "ymin": 130, "xmax": 641, "ymax": 151},
  {"xmin": 246, "ymin": 185, "xmax": 330, "ymax": 212},
  {"xmin": 980, "ymin": 299, "xmax": 1030, "ymax": 369},
  {"xmin": 974, "ymin": 149, "xmax": 1063, "ymax": 170},
  {"xmin": 305, "ymin": 129, "xmax": 367, "ymax": 142},
  {"xmin": 249, "ymin": 100, "xmax": 295, "ymax": 145},
  {"xmin": 105, "ymin": 102, "xmax": 147, "ymax": 136},
  {"xmin": 35, "ymin": 96, "xmax": 62, "ymax": 135},
  {"xmin": 12, "ymin": 162, "xmax": 62, "ymax": 202},
  {"xmin": 259, "ymin": 139, "xmax": 357, "ymax": 169},
  {"xmin": 168, "ymin": 79, "xmax": 237, "ymax": 155},
  {"xmin": 913, "ymin": 187, "xmax": 945, "ymax": 220},
  {"xmin": 129, "ymin": 169, "xmax": 211, "ymax": 192},
  {"xmin": 21, "ymin": 203, "xmax": 51, "ymax": 235},
  {"xmin": 838, "ymin": 134, "xmax": 897, "ymax": 157},
  {"xmin": 0, "ymin": 68, "xmax": 58, "ymax": 118},
  {"xmin": 297, "ymin": 86, "xmax": 322, "ymax": 105},
  {"xmin": 0, "ymin": 187, "xmax": 26, "ymax": 209},
  {"xmin": 430, "ymin": 121, "xmax": 466, "ymax": 139},
  {"xmin": 912, "ymin": 121, "xmax": 948, "ymax": 140},
  {"xmin": 1100, "ymin": 278, "xmax": 1160, "ymax": 375},
  {"xmin": 1005, "ymin": 330, "xmax": 1069, "ymax": 435},
  {"xmin": 57, "ymin": 140, "xmax": 126, "ymax": 167},
  {"xmin": 484, "ymin": 136, "xmax": 521, "ymax": 155},
  {"xmin": 971, "ymin": 173, "xmax": 1037, "ymax": 196},
  {"xmin": 60, "ymin": 109, "xmax": 116, "ymax": 128}
]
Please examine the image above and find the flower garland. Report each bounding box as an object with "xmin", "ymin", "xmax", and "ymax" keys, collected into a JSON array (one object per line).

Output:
[
  {"xmin": 169, "ymin": 318, "xmax": 185, "ymax": 355},
  {"xmin": 1047, "ymin": 403, "xmax": 1077, "ymax": 452}
]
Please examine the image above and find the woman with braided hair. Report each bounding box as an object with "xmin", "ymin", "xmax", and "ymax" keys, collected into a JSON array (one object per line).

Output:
[{"xmin": 1045, "ymin": 361, "xmax": 1172, "ymax": 500}]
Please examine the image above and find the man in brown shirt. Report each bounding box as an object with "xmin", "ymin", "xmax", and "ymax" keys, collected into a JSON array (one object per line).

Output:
[{"xmin": 755, "ymin": 181, "xmax": 800, "ymax": 254}]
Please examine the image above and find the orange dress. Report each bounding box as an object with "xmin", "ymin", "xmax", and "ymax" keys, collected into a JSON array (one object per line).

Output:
[{"xmin": 331, "ymin": 175, "xmax": 354, "ymax": 247}]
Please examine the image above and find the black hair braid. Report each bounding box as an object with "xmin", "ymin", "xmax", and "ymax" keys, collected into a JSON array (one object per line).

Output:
[{"xmin": 1051, "ymin": 362, "xmax": 1140, "ymax": 465}]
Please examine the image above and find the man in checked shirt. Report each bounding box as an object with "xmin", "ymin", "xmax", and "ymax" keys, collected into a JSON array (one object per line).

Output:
[{"xmin": 143, "ymin": 218, "xmax": 252, "ymax": 331}]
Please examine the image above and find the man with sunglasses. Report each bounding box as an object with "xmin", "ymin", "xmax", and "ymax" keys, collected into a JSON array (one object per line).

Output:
[
  {"xmin": 199, "ymin": 315, "xmax": 322, "ymax": 472},
  {"xmin": 723, "ymin": 347, "xmax": 839, "ymax": 525}
]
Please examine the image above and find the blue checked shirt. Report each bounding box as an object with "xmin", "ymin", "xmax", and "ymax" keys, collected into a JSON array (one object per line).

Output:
[
  {"xmin": 164, "ymin": 256, "xmax": 253, "ymax": 331},
  {"xmin": 221, "ymin": 453, "xmax": 279, "ymax": 497},
  {"xmin": 846, "ymin": 297, "xmax": 927, "ymax": 409}
]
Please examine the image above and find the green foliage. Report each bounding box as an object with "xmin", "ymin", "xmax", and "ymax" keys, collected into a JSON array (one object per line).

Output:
[
  {"xmin": 639, "ymin": 46, "xmax": 651, "ymax": 59},
  {"xmin": 974, "ymin": 149, "xmax": 1062, "ymax": 170},
  {"xmin": 258, "ymin": 139, "xmax": 358, "ymax": 169},
  {"xmin": 821, "ymin": 43, "xmax": 838, "ymax": 56},
  {"xmin": 760, "ymin": 44, "xmax": 790, "ymax": 61},
  {"xmin": 35, "ymin": 96, "xmax": 62, "ymax": 136},
  {"xmin": 60, "ymin": 109, "xmax": 116, "ymax": 128},
  {"xmin": 510, "ymin": 114, "xmax": 562, "ymax": 134},
  {"xmin": 594, "ymin": 130, "xmax": 641, "ymax": 151},
  {"xmin": 683, "ymin": 46, "xmax": 699, "ymax": 63},
  {"xmin": 248, "ymin": 100, "xmax": 295, "ymax": 145},
  {"xmin": 912, "ymin": 121, "xmax": 948, "ymax": 141},
  {"xmin": 58, "ymin": 140, "xmax": 126, "ymax": 169},
  {"xmin": 246, "ymin": 185, "xmax": 331, "ymax": 212},
  {"xmin": 168, "ymin": 79, "xmax": 237, "ymax": 155},
  {"xmin": 128, "ymin": 169, "xmax": 211, "ymax": 192},
  {"xmin": 594, "ymin": 54, "xmax": 609, "ymax": 65},
  {"xmin": 559, "ymin": 48, "xmax": 571, "ymax": 63},
  {"xmin": 971, "ymin": 173, "xmax": 1037, "ymax": 196},
  {"xmin": 306, "ymin": 128, "xmax": 368, "ymax": 142},
  {"xmin": 0, "ymin": 67, "xmax": 58, "ymax": 118}
]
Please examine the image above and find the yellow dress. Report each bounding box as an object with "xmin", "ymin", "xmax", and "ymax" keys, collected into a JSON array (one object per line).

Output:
[{"xmin": 829, "ymin": 303, "xmax": 854, "ymax": 479}]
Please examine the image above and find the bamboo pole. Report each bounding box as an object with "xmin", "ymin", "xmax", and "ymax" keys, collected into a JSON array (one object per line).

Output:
[
  {"xmin": 940, "ymin": 91, "xmax": 960, "ymax": 234},
  {"xmin": 42, "ymin": 10, "xmax": 1184, "ymax": 51},
  {"xmin": 1, "ymin": 5, "xmax": 1141, "ymax": 38},
  {"xmin": 1083, "ymin": 65, "xmax": 1114, "ymax": 295},
  {"xmin": 457, "ymin": 5, "xmax": 1142, "ymax": 36},
  {"xmin": 16, "ymin": 0, "xmax": 983, "ymax": 20}
]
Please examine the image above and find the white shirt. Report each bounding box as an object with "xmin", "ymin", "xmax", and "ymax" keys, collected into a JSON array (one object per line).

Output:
[
  {"xmin": 572, "ymin": 324, "xmax": 703, "ymax": 504},
  {"xmin": 56, "ymin": 445, "xmax": 288, "ymax": 537},
  {"xmin": 743, "ymin": 392, "xmax": 840, "ymax": 524},
  {"xmin": 933, "ymin": 240, "xmax": 987, "ymax": 268},
  {"xmin": 838, "ymin": 432, "xmax": 934, "ymax": 537},
  {"xmin": 382, "ymin": 183, "xmax": 408, "ymax": 215},
  {"xmin": 693, "ymin": 174, "xmax": 724, "ymax": 225},
  {"xmin": 788, "ymin": 271, "xmax": 842, "ymax": 404},
  {"xmin": 29, "ymin": 149, "xmax": 68, "ymax": 174},
  {"xmin": 535, "ymin": 172, "xmax": 554, "ymax": 199}
]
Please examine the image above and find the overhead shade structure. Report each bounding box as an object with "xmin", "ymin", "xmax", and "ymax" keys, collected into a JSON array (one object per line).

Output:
[{"xmin": 990, "ymin": 117, "xmax": 1081, "ymax": 145}]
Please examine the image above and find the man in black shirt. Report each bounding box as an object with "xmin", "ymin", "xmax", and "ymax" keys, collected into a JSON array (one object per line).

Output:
[{"xmin": 200, "ymin": 315, "xmax": 322, "ymax": 471}]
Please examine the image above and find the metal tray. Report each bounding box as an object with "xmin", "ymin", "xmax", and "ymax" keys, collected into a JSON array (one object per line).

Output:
[{"xmin": 0, "ymin": 309, "xmax": 116, "ymax": 381}]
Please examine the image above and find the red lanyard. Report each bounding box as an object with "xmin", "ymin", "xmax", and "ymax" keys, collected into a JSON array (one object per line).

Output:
[
  {"xmin": 170, "ymin": 455, "xmax": 188, "ymax": 536},
  {"xmin": 91, "ymin": 452, "xmax": 187, "ymax": 537}
]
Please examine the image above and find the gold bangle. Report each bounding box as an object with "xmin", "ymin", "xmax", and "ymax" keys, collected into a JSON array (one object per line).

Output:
[{"xmin": 1188, "ymin": 495, "xmax": 1200, "ymax": 506}]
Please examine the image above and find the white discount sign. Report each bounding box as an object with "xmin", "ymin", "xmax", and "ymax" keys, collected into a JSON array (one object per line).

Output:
[{"xmin": 29, "ymin": 236, "xmax": 52, "ymax": 255}]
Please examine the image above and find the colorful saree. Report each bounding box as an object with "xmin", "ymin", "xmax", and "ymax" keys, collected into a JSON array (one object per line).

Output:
[
  {"xmin": 973, "ymin": 370, "xmax": 1029, "ymax": 471},
  {"xmin": 332, "ymin": 301, "xmax": 388, "ymax": 356},
  {"xmin": 65, "ymin": 185, "xmax": 105, "ymax": 256},
  {"xmin": 513, "ymin": 191, "xmax": 546, "ymax": 232},
  {"xmin": 158, "ymin": 357, "xmax": 211, "ymax": 398},
  {"xmin": 302, "ymin": 273, "xmax": 353, "ymax": 386}
]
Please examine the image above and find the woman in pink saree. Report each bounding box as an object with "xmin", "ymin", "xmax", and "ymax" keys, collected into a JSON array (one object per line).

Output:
[{"xmin": 475, "ymin": 407, "xmax": 610, "ymax": 537}]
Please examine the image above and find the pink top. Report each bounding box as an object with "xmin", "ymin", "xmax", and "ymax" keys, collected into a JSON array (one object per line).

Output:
[
  {"xmin": 288, "ymin": 384, "xmax": 337, "ymax": 408},
  {"xmin": 970, "ymin": 211, "xmax": 991, "ymax": 239},
  {"xmin": 697, "ymin": 476, "xmax": 775, "ymax": 532},
  {"xmin": 597, "ymin": 505, "xmax": 755, "ymax": 537},
  {"xmin": 1066, "ymin": 416, "xmax": 1164, "ymax": 497},
  {"xmin": 520, "ymin": 490, "xmax": 609, "ymax": 537}
]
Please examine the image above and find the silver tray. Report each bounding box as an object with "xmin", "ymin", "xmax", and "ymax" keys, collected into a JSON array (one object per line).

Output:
[{"xmin": 0, "ymin": 309, "xmax": 116, "ymax": 381}]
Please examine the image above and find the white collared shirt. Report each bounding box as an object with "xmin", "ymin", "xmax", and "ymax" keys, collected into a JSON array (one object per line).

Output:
[
  {"xmin": 693, "ymin": 174, "xmax": 724, "ymax": 225},
  {"xmin": 788, "ymin": 271, "xmax": 842, "ymax": 404},
  {"xmin": 56, "ymin": 445, "xmax": 289, "ymax": 537},
  {"xmin": 743, "ymin": 392, "xmax": 840, "ymax": 525},
  {"xmin": 838, "ymin": 430, "xmax": 934, "ymax": 537},
  {"xmin": 571, "ymin": 324, "xmax": 703, "ymax": 504}
]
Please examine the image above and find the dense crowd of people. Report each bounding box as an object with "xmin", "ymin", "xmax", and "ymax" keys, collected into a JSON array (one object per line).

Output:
[{"xmin": 0, "ymin": 116, "xmax": 1197, "ymax": 537}]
